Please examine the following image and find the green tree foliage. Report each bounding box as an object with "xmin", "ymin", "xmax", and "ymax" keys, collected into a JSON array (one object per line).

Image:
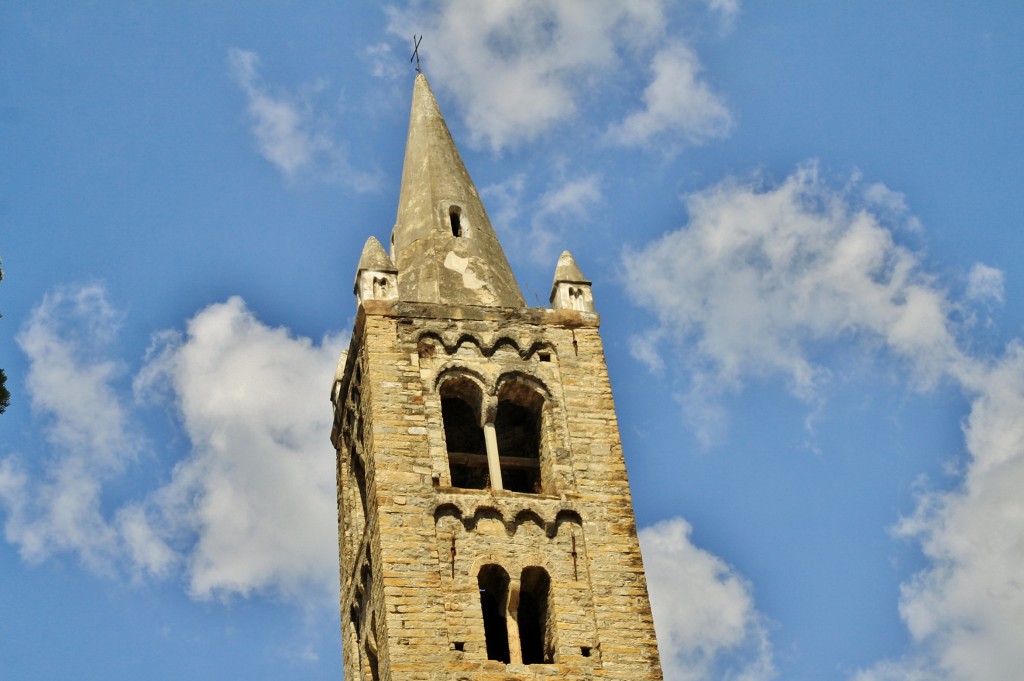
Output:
[
  {"xmin": 0, "ymin": 260, "xmax": 8, "ymax": 413},
  {"xmin": 0, "ymin": 368, "xmax": 9, "ymax": 414}
]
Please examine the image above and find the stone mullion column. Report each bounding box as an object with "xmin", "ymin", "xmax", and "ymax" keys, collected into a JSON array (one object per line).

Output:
[{"xmin": 482, "ymin": 421, "xmax": 503, "ymax": 490}]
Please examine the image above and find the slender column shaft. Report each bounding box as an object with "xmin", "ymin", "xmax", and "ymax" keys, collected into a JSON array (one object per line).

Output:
[{"xmin": 483, "ymin": 422, "xmax": 503, "ymax": 490}]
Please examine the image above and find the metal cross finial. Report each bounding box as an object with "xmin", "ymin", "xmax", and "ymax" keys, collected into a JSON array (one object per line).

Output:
[{"xmin": 410, "ymin": 35, "xmax": 423, "ymax": 73}]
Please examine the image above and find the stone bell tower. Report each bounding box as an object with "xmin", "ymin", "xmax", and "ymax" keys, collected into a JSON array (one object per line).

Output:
[{"xmin": 330, "ymin": 74, "xmax": 664, "ymax": 681}]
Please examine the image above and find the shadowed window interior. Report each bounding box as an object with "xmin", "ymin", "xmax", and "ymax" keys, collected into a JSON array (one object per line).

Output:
[
  {"xmin": 350, "ymin": 606, "xmax": 360, "ymax": 638},
  {"xmin": 450, "ymin": 206, "xmax": 463, "ymax": 237},
  {"xmin": 478, "ymin": 564, "xmax": 511, "ymax": 663},
  {"xmin": 495, "ymin": 382, "xmax": 544, "ymax": 493},
  {"xmin": 364, "ymin": 640, "xmax": 379, "ymax": 681},
  {"xmin": 518, "ymin": 567, "xmax": 553, "ymax": 664},
  {"xmin": 440, "ymin": 377, "xmax": 487, "ymax": 488},
  {"xmin": 351, "ymin": 447, "xmax": 367, "ymax": 524}
]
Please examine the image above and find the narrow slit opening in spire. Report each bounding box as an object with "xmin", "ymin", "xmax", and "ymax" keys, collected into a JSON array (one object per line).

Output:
[{"xmin": 450, "ymin": 206, "xmax": 463, "ymax": 237}]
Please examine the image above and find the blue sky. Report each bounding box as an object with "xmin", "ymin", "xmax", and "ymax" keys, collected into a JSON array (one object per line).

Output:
[{"xmin": 2, "ymin": 2, "xmax": 1023, "ymax": 680}]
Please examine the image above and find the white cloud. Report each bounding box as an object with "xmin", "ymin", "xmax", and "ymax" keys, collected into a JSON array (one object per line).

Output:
[
  {"xmin": 863, "ymin": 182, "xmax": 923, "ymax": 233},
  {"xmin": 624, "ymin": 164, "xmax": 1024, "ymax": 680},
  {"xmin": 0, "ymin": 284, "xmax": 134, "ymax": 571},
  {"xmin": 605, "ymin": 42, "xmax": 732, "ymax": 148},
  {"xmin": 363, "ymin": 42, "xmax": 405, "ymax": 81},
  {"xmin": 623, "ymin": 163, "xmax": 960, "ymax": 398},
  {"xmin": 15, "ymin": 284, "xmax": 134, "ymax": 462},
  {"xmin": 873, "ymin": 346, "xmax": 1024, "ymax": 681},
  {"xmin": 228, "ymin": 48, "xmax": 379, "ymax": 191},
  {"xmin": 966, "ymin": 263, "xmax": 1004, "ymax": 304},
  {"xmin": 530, "ymin": 175, "xmax": 603, "ymax": 262},
  {"xmin": 641, "ymin": 518, "xmax": 775, "ymax": 681},
  {"xmin": 484, "ymin": 173, "xmax": 602, "ymax": 265},
  {"xmin": 630, "ymin": 328, "xmax": 668, "ymax": 374},
  {"xmin": 0, "ymin": 285, "xmax": 346, "ymax": 606},
  {"xmin": 481, "ymin": 173, "xmax": 527, "ymax": 242},
  {"xmin": 387, "ymin": 0, "xmax": 728, "ymax": 152},
  {"xmin": 705, "ymin": 0, "xmax": 740, "ymax": 25},
  {"xmin": 134, "ymin": 296, "xmax": 345, "ymax": 601}
]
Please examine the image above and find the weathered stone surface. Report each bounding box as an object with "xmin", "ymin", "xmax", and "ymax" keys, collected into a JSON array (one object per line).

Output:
[
  {"xmin": 332, "ymin": 301, "xmax": 664, "ymax": 680},
  {"xmin": 391, "ymin": 75, "xmax": 525, "ymax": 308},
  {"xmin": 331, "ymin": 75, "xmax": 662, "ymax": 681}
]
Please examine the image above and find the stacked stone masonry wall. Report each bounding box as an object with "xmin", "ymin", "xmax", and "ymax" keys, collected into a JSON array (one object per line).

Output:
[{"xmin": 333, "ymin": 301, "xmax": 663, "ymax": 680}]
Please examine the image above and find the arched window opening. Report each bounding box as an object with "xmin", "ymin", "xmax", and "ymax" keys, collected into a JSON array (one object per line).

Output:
[
  {"xmin": 450, "ymin": 206, "xmax": 463, "ymax": 237},
  {"xmin": 518, "ymin": 567, "xmax": 553, "ymax": 665},
  {"xmin": 351, "ymin": 447, "xmax": 368, "ymax": 524},
  {"xmin": 364, "ymin": 640, "xmax": 380, "ymax": 681},
  {"xmin": 567, "ymin": 286, "xmax": 586, "ymax": 310},
  {"xmin": 362, "ymin": 611, "xmax": 381, "ymax": 681},
  {"xmin": 478, "ymin": 564, "xmax": 511, "ymax": 663},
  {"xmin": 440, "ymin": 377, "xmax": 487, "ymax": 488},
  {"xmin": 495, "ymin": 382, "xmax": 544, "ymax": 493},
  {"xmin": 350, "ymin": 605, "xmax": 361, "ymax": 638}
]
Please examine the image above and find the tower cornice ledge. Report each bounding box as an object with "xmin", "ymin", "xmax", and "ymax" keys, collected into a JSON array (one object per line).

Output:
[{"xmin": 358, "ymin": 299, "xmax": 601, "ymax": 329}]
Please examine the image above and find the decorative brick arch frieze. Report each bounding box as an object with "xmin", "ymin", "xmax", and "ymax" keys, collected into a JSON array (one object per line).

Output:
[
  {"xmin": 415, "ymin": 329, "xmax": 558, "ymax": 362},
  {"xmin": 432, "ymin": 499, "xmax": 597, "ymax": 667}
]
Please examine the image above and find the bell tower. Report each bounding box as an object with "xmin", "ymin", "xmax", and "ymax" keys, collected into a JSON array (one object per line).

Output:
[{"xmin": 331, "ymin": 74, "xmax": 664, "ymax": 681}]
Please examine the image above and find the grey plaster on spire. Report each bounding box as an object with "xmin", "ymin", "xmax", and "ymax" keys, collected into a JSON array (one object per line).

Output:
[{"xmin": 390, "ymin": 74, "xmax": 525, "ymax": 308}]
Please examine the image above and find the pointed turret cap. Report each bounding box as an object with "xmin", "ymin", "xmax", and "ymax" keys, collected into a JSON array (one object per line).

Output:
[
  {"xmin": 353, "ymin": 236, "xmax": 398, "ymax": 302},
  {"xmin": 355, "ymin": 236, "xmax": 396, "ymax": 274},
  {"xmin": 391, "ymin": 75, "xmax": 525, "ymax": 308},
  {"xmin": 551, "ymin": 250, "xmax": 590, "ymax": 286},
  {"xmin": 550, "ymin": 250, "xmax": 595, "ymax": 311}
]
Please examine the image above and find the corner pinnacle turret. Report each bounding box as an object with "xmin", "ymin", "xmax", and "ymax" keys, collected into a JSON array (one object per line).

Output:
[{"xmin": 390, "ymin": 74, "xmax": 525, "ymax": 308}]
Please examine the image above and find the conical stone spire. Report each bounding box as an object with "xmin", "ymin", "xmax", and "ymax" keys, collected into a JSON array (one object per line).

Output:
[{"xmin": 391, "ymin": 74, "xmax": 525, "ymax": 308}]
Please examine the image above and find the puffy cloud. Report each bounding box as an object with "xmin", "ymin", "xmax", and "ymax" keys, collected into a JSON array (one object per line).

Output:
[
  {"xmin": 486, "ymin": 173, "xmax": 603, "ymax": 265},
  {"xmin": 0, "ymin": 285, "xmax": 346, "ymax": 605},
  {"xmin": 15, "ymin": 284, "xmax": 134, "ymax": 462},
  {"xmin": 705, "ymin": 0, "xmax": 741, "ymax": 24},
  {"xmin": 605, "ymin": 42, "xmax": 732, "ymax": 148},
  {"xmin": 641, "ymin": 518, "xmax": 775, "ymax": 681},
  {"xmin": 624, "ymin": 164, "xmax": 1024, "ymax": 679},
  {"xmin": 966, "ymin": 263, "xmax": 1004, "ymax": 304},
  {"xmin": 623, "ymin": 163, "xmax": 960, "ymax": 399},
  {"xmin": 387, "ymin": 0, "xmax": 728, "ymax": 152},
  {"xmin": 0, "ymin": 284, "xmax": 134, "ymax": 571},
  {"xmin": 227, "ymin": 48, "xmax": 379, "ymax": 191},
  {"xmin": 364, "ymin": 42, "xmax": 405, "ymax": 81},
  {"xmin": 134, "ymin": 297, "xmax": 345, "ymax": 601},
  {"xmin": 876, "ymin": 346, "xmax": 1024, "ymax": 681}
]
